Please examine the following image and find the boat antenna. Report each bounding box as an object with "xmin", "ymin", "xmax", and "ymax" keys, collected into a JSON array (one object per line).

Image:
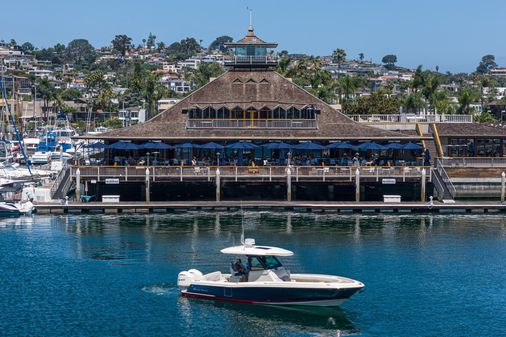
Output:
[{"xmin": 240, "ymin": 200, "xmax": 245, "ymax": 244}]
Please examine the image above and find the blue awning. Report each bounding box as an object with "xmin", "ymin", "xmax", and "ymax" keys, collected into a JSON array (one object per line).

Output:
[
  {"xmin": 263, "ymin": 142, "xmax": 292, "ymax": 149},
  {"xmin": 385, "ymin": 143, "xmax": 404, "ymax": 150},
  {"xmin": 175, "ymin": 142, "xmax": 198, "ymax": 149}
]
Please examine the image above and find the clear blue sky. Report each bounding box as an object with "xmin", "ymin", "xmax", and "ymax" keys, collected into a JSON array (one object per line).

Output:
[{"xmin": 2, "ymin": 0, "xmax": 505, "ymax": 73}]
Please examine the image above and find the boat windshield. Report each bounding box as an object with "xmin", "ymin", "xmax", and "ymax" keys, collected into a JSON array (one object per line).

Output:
[{"xmin": 249, "ymin": 255, "xmax": 283, "ymax": 270}]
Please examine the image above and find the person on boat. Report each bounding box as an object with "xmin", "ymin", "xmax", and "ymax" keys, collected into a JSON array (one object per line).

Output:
[{"xmin": 244, "ymin": 256, "xmax": 253, "ymax": 282}]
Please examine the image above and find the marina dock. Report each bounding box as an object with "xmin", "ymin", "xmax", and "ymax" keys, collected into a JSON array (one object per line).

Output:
[{"xmin": 34, "ymin": 200, "xmax": 506, "ymax": 214}]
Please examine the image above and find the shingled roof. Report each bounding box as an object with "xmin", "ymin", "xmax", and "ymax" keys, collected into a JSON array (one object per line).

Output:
[
  {"xmin": 437, "ymin": 123, "xmax": 506, "ymax": 137},
  {"xmin": 92, "ymin": 70, "xmax": 420, "ymax": 141},
  {"xmin": 224, "ymin": 25, "xmax": 277, "ymax": 48}
]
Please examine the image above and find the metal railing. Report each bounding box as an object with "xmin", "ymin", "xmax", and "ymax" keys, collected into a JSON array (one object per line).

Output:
[
  {"xmin": 72, "ymin": 165, "xmax": 431, "ymax": 183},
  {"xmin": 348, "ymin": 114, "xmax": 474, "ymax": 124},
  {"xmin": 436, "ymin": 159, "xmax": 456, "ymax": 198},
  {"xmin": 187, "ymin": 119, "xmax": 318, "ymax": 129},
  {"xmin": 224, "ymin": 55, "xmax": 278, "ymax": 65},
  {"xmin": 50, "ymin": 162, "xmax": 71, "ymax": 199},
  {"xmin": 439, "ymin": 157, "xmax": 506, "ymax": 167}
]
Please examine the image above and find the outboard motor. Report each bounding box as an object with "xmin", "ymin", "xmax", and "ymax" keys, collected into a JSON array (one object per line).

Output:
[{"xmin": 177, "ymin": 269, "xmax": 203, "ymax": 290}]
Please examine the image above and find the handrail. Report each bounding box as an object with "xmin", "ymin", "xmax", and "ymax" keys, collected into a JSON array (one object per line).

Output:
[
  {"xmin": 416, "ymin": 123, "xmax": 426, "ymax": 150},
  {"xmin": 431, "ymin": 123, "xmax": 444, "ymax": 157},
  {"xmin": 348, "ymin": 114, "xmax": 474, "ymax": 124},
  {"xmin": 439, "ymin": 157, "xmax": 506, "ymax": 167},
  {"xmin": 436, "ymin": 159, "xmax": 456, "ymax": 198}
]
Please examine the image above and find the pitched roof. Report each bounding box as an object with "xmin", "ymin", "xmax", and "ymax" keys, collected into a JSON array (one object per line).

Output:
[
  {"xmin": 91, "ymin": 70, "xmax": 419, "ymax": 141},
  {"xmin": 437, "ymin": 123, "xmax": 506, "ymax": 137},
  {"xmin": 224, "ymin": 25, "xmax": 278, "ymax": 48}
]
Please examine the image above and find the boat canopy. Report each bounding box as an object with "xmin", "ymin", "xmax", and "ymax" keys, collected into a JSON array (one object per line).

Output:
[{"xmin": 220, "ymin": 244, "xmax": 294, "ymax": 257}]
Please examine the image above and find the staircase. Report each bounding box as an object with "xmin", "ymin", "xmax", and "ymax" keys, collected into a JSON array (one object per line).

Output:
[
  {"xmin": 433, "ymin": 159, "xmax": 456, "ymax": 202},
  {"xmin": 416, "ymin": 123, "xmax": 441, "ymax": 164},
  {"xmin": 50, "ymin": 166, "xmax": 73, "ymax": 200}
]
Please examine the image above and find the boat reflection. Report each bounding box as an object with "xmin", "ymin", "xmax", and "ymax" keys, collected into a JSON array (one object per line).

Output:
[{"xmin": 178, "ymin": 296, "xmax": 359, "ymax": 334}]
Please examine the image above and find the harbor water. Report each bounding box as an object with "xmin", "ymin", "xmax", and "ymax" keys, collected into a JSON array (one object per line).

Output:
[{"xmin": 1, "ymin": 213, "xmax": 505, "ymax": 336}]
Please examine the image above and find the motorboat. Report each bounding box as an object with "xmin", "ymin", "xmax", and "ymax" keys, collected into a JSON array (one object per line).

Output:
[
  {"xmin": 0, "ymin": 201, "xmax": 34, "ymax": 217},
  {"xmin": 178, "ymin": 238, "xmax": 364, "ymax": 306}
]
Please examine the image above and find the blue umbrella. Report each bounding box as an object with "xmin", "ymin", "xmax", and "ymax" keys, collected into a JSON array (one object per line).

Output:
[
  {"xmin": 139, "ymin": 142, "xmax": 173, "ymax": 150},
  {"xmin": 263, "ymin": 142, "xmax": 292, "ymax": 149},
  {"xmin": 326, "ymin": 142, "xmax": 356, "ymax": 150},
  {"xmin": 294, "ymin": 142, "xmax": 326, "ymax": 150},
  {"xmin": 403, "ymin": 142, "xmax": 423, "ymax": 150},
  {"xmin": 199, "ymin": 142, "xmax": 224, "ymax": 150},
  {"xmin": 85, "ymin": 142, "xmax": 109, "ymax": 149},
  {"xmin": 109, "ymin": 141, "xmax": 140, "ymax": 150},
  {"xmin": 175, "ymin": 142, "xmax": 198, "ymax": 149},
  {"xmin": 358, "ymin": 142, "xmax": 385, "ymax": 150},
  {"xmin": 385, "ymin": 143, "xmax": 404, "ymax": 150},
  {"xmin": 226, "ymin": 142, "xmax": 258, "ymax": 150}
]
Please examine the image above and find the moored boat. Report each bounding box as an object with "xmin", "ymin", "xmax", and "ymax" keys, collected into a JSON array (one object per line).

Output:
[{"xmin": 177, "ymin": 239, "xmax": 364, "ymax": 306}]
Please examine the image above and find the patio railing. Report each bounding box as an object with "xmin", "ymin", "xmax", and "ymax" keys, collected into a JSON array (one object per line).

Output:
[
  {"xmin": 439, "ymin": 157, "xmax": 506, "ymax": 167},
  {"xmin": 348, "ymin": 114, "xmax": 473, "ymax": 123},
  {"xmin": 72, "ymin": 165, "xmax": 431, "ymax": 183},
  {"xmin": 186, "ymin": 119, "xmax": 318, "ymax": 129}
]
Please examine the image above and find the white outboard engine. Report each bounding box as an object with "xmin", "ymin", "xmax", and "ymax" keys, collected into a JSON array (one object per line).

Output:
[{"xmin": 177, "ymin": 269, "xmax": 203, "ymax": 290}]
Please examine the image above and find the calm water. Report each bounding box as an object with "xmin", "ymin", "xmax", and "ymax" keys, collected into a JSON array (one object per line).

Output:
[{"xmin": 1, "ymin": 213, "xmax": 505, "ymax": 337}]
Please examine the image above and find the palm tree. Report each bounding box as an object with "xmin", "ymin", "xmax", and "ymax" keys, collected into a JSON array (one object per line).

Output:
[
  {"xmin": 339, "ymin": 76, "xmax": 364, "ymax": 104},
  {"xmin": 457, "ymin": 87, "xmax": 479, "ymax": 114},
  {"xmin": 332, "ymin": 48, "xmax": 346, "ymax": 80},
  {"xmin": 403, "ymin": 92, "xmax": 426, "ymax": 114},
  {"xmin": 143, "ymin": 72, "xmax": 169, "ymax": 119},
  {"xmin": 184, "ymin": 62, "xmax": 225, "ymax": 89},
  {"xmin": 358, "ymin": 53, "xmax": 364, "ymax": 63}
]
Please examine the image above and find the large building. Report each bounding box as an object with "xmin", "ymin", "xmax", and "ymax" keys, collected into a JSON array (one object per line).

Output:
[{"xmin": 77, "ymin": 25, "xmax": 436, "ymax": 202}]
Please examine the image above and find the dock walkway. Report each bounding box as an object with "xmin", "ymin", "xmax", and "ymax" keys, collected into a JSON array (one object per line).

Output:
[{"xmin": 35, "ymin": 201, "xmax": 506, "ymax": 214}]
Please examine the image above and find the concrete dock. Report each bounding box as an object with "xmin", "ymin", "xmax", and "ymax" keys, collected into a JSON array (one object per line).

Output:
[{"xmin": 34, "ymin": 201, "xmax": 506, "ymax": 214}]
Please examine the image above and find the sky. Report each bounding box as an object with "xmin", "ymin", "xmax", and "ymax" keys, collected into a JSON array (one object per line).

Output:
[{"xmin": 1, "ymin": 0, "xmax": 505, "ymax": 73}]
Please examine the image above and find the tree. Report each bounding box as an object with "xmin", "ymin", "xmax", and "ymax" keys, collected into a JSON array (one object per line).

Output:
[
  {"xmin": 166, "ymin": 38, "xmax": 202, "ymax": 60},
  {"xmin": 112, "ymin": 35, "xmax": 133, "ymax": 56},
  {"xmin": 342, "ymin": 89, "xmax": 401, "ymax": 114},
  {"xmin": 338, "ymin": 76, "xmax": 364, "ymax": 104},
  {"xmin": 411, "ymin": 65, "xmax": 426, "ymax": 92},
  {"xmin": 331, "ymin": 48, "xmax": 346, "ymax": 80},
  {"xmin": 156, "ymin": 42, "xmax": 166, "ymax": 52},
  {"xmin": 60, "ymin": 88, "xmax": 82, "ymax": 101},
  {"xmin": 457, "ymin": 87, "xmax": 480, "ymax": 114},
  {"xmin": 358, "ymin": 53, "xmax": 364, "ymax": 63},
  {"xmin": 474, "ymin": 111, "xmax": 497, "ymax": 123},
  {"xmin": 476, "ymin": 54, "xmax": 497, "ymax": 74},
  {"xmin": 20, "ymin": 42, "xmax": 34, "ymax": 53},
  {"xmin": 65, "ymin": 39, "xmax": 96, "ymax": 67},
  {"xmin": 209, "ymin": 35, "xmax": 233, "ymax": 51},
  {"xmin": 144, "ymin": 72, "xmax": 168, "ymax": 119},
  {"xmin": 403, "ymin": 92, "xmax": 426, "ymax": 114},
  {"xmin": 35, "ymin": 77, "xmax": 56, "ymax": 120},
  {"xmin": 382, "ymin": 54, "xmax": 397, "ymax": 68},
  {"xmin": 146, "ymin": 33, "xmax": 157, "ymax": 49},
  {"xmin": 184, "ymin": 62, "xmax": 225, "ymax": 89}
]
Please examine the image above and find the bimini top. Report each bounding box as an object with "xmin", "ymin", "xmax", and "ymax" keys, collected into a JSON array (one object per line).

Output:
[{"xmin": 220, "ymin": 238, "xmax": 294, "ymax": 257}]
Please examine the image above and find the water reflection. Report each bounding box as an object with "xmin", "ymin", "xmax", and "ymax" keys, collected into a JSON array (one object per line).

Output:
[{"xmin": 177, "ymin": 296, "xmax": 359, "ymax": 335}]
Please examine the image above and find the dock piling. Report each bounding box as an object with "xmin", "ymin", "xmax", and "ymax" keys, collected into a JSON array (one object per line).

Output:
[
  {"xmin": 421, "ymin": 168, "xmax": 426, "ymax": 202},
  {"xmin": 145, "ymin": 168, "xmax": 150, "ymax": 202},
  {"xmin": 76, "ymin": 168, "xmax": 81, "ymax": 203},
  {"xmin": 501, "ymin": 172, "xmax": 505, "ymax": 203},
  {"xmin": 287, "ymin": 168, "xmax": 292, "ymax": 202},
  {"xmin": 216, "ymin": 168, "xmax": 221, "ymax": 202},
  {"xmin": 355, "ymin": 168, "xmax": 360, "ymax": 202}
]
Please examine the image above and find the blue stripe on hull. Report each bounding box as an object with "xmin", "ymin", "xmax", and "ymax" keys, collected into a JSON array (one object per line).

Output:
[{"xmin": 186, "ymin": 284, "xmax": 361, "ymax": 303}]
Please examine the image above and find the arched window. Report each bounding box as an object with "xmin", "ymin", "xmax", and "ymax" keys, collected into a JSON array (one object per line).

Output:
[
  {"xmin": 204, "ymin": 107, "xmax": 216, "ymax": 119},
  {"xmin": 190, "ymin": 107, "xmax": 202, "ymax": 119},
  {"xmin": 287, "ymin": 107, "xmax": 300, "ymax": 119}
]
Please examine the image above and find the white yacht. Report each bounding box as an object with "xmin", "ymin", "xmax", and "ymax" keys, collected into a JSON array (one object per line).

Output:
[{"xmin": 178, "ymin": 239, "xmax": 364, "ymax": 306}]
